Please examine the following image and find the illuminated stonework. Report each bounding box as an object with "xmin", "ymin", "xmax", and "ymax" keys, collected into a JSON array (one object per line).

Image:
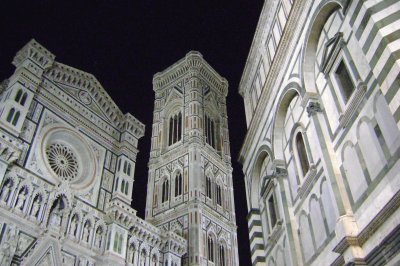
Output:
[{"xmin": 46, "ymin": 143, "xmax": 79, "ymax": 181}]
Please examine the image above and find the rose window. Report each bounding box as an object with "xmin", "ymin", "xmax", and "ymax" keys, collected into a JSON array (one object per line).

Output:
[{"xmin": 46, "ymin": 143, "xmax": 79, "ymax": 181}]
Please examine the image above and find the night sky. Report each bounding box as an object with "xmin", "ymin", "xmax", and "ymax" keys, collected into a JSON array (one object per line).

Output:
[{"xmin": 0, "ymin": 1, "xmax": 263, "ymax": 264}]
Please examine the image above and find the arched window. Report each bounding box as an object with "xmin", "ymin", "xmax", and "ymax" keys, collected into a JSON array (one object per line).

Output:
[
  {"xmin": 123, "ymin": 161, "xmax": 128, "ymax": 174},
  {"xmin": 127, "ymin": 163, "xmax": 131, "ymax": 176},
  {"xmin": 295, "ymin": 132, "xmax": 310, "ymax": 176},
  {"xmin": 6, "ymin": 108, "xmax": 15, "ymax": 123},
  {"xmin": 219, "ymin": 244, "xmax": 226, "ymax": 266},
  {"xmin": 175, "ymin": 172, "xmax": 182, "ymax": 197},
  {"xmin": 207, "ymin": 235, "xmax": 214, "ymax": 262},
  {"xmin": 168, "ymin": 111, "xmax": 182, "ymax": 146},
  {"xmin": 216, "ymin": 184, "xmax": 222, "ymax": 206},
  {"xmin": 162, "ymin": 179, "xmax": 169, "ymax": 203},
  {"xmin": 117, "ymin": 159, "xmax": 121, "ymax": 171},
  {"xmin": 206, "ymin": 176, "xmax": 212, "ymax": 199},
  {"xmin": 12, "ymin": 111, "xmax": 20, "ymax": 126},
  {"xmin": 204, "ymin": 114, "xmax": 216, "ymax": 148},
  {"xmin": 115, "ymin": 177, "xmax": 119, "ymax": 191},
  {"xmin": 121, "ymin": 180, "xmax": 125, "ymax": 193},
  {"xmin": 15, "ymin": 89, "xmax": 23, "ymax": 103},
  {"xmin": 20, "ymin": 92, "xmax": 27, "ymax": 106},
  {"xmin": 124, "ymin": 181, "xmax": 129, "ymax": 195}
]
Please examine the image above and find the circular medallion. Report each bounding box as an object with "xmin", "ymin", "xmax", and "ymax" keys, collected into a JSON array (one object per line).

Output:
[{"xmin": 79, "ymin": 90, "xmax": 92, "ymax": 105}]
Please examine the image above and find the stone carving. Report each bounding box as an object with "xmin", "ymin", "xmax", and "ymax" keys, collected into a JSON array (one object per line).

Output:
[{"xmin": 0, "ymin": 225, "xmax": 19, "ymax": 265}]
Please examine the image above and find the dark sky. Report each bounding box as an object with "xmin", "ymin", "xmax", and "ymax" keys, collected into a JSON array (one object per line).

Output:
[{"xmin": 0, "ymin": 1, "xmax": 263, "ymax": 264}]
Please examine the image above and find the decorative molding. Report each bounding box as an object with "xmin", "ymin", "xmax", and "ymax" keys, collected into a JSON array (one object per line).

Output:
[{"xmin": 339, "ymin": 81, "xmax": 367, "ymax": 129}]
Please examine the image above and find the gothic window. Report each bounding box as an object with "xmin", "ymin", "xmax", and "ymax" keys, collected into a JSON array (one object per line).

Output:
[
  {"xmin": 124, "ymin": 181, "xmax": 129, "ymax": 195},
  {"xmin": 121, "ymin": 180, "xmax": 125, "ymax": 193},
  {"xmin": 115, "ymin": 177, "xmax": 119, "ymax": 191},
  {"xmin": 15, "ymin": 89, "xmax": 28, "ymax": 106},
  {"xmin": 123, "ymin": 161, "xmax": 128, "ymax": 174},
  {"xmin": 162, "ymin": 179, "xmax": 169, "ymax": 203},
  {"xmin": 127, "ymin": 163, "xmax": 131, "ymax": 176},
  {"xmin": 206, "ymin": 176, "xmax": 212, "ymax": 199},
  {"xmin": 207, "ymin": 235, "xmax": 214, "ymax": 262},
  {"xmin": 6, "ymin": 108, "xmax": 20, "ymax": 126},
  {"xmin": 295, "ymin": 132, "xmax": 310, "ymax": 176},
  {"xmin": 216, "ymin": 184, "xmax": 222, "ymax": 206},
  {"xmin": 204, "ymin": 114, "xmax": 216, "ymax": 149},
  {"xmin": 168, "ymin": 111, "xmax": 182, "ymax": 146},
  {"xmin": 334, "ymin": 60, "xmax": 355, "ymax": 104},
  {"xmin": 219, "ymin": 244, "xmax": 226, "ymax": 266},
  {"xmin": 175, "ymin": 172, "xmax": 183, "ymax": 197},
  {"xmin": 118, "ymin": 159, "xmax": 121, "ymax": 171}
]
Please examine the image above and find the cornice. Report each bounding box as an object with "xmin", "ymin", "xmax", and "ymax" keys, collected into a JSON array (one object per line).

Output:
[
  {"xmin": 238, "ymin": 0, "xmax": 276, "ymax": 97},
  {"xmin": 152, "ymin": 51, "xmax": 228, "ymax": 97},
  {"xmin": 238, "ymin": 0, "xmax": 311, "ymax": 164}
]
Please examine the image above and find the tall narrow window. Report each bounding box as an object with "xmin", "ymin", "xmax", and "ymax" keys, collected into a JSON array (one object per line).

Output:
[
  {"xmin": 175, "ymin": 172, "xmax": 182, "ymax": 197},
  {"xmin": 123, "ymin": 161, "xmax": 127, "ymax": 174},
  {"xmin": 219, "ymin": 245, "xmax": 225, "ymax": 266},
  {"xmin": 12, "ymin": 111, "xmax": 20, "ymax": 126},
  {"xmin": 121, "ymin": 180, "xmax": 125, "ymax": 193},
  {"xmin": 295, "ymin": 132, "xmax": 310, "ymax": 176},
  {"xmin": 206, "ymin": 176, "xmax": 212, "ymax": 199},
  {"xmin": 268, "ymin": 194, "xmax": 278, "ymax": 228},
  {"xmin": 124, "ymin": 181, "xmax": 129, "ymax": 195},
  {"xmin": 6, "ymin": 108, "xmax": 15, "ymax": 123},
  {"xmin": 127, "ymin": 164, "xmax": 131, "ymax": 176},
  {"xmin": 208, "ymin": 236, "xmax": 214, "ymax": 262},
  {"xmin": 20, "ymin": 93, "xmax": 27, "ymax": 106},
  {"xmin": 15, "ymin": 89, "xmax": 28, "ymax": 106},
  {"xmin": 168, "ymin": 111, "xmax": 182, "ymax": 146},
  {"xmin": 15, "ymin": 89, "xmax": 23, "ymax": 103},
  {"xmin": 162, "ymin": 179, "xmax": 169, "ymax": 203},
  {"xmin": 216, "ymin": 184, "xmax": 222, "ymax": 206},
  {"xmin": 334, "ymin": 60, "xmax": 355, "ymax": 103},
  {"xmin": 204, "ymin": 114, "xmax": 216, "ymax": 148}
]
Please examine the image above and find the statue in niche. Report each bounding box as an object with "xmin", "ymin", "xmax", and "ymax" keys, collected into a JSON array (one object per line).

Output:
[
  {"xmin": 0, "ymin": 225, "xmax": 18, "ymax": 265},
  {"xmin": 69, "ymin": 215, "xmax": 78, "ymax": 237},
  {"xmin": 30, "ymin": 195, "xmax": 41, "ymax": 219},
  {"xmin": 82, "ymin": 222, "xmax": 90, "ymax": 242},
  {"xmin": 0, "ymin": 181, "xmax": 12, "ymax": 203},
  {"xmin": 15, "ymin": 188, "xmax": 27, "ymax": 210},
  {"xmin": 95, "ymin": 227, "xmax": 103, "ymax": 248},
  {"xmin": 48, "ymin": 196, "xmax": 65, "ymax": 228},
  {"xmin": 128, "ymin": 245, "xmax": 135, "ymax": 263}
]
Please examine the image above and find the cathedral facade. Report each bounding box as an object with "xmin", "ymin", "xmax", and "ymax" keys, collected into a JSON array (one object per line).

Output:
[
  {"xmin": 0, "ymin": 40, "xmax": 186, "ymax": 266},
  {"xmin": 145, "ymin": 52, "xmax": 239, "ymax": 266},
  {"xmin": 239, "ymin": 0, "xmax": 400, "ymax": 265}
]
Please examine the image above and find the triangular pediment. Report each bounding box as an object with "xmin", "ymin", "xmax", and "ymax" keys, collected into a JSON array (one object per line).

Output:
[
  {"xmin": 44, "ymin": 62, "xmax": 124, "ymax": 127},
  {"xmin": 321, "ymin": 32, "xmax": 343, "ymax": 74},
  {"xmin": 22, "ymin": 236, "xmax": 62, "ymax": 266},
  {"xmin": 165, "ymin": 87, "xmax": 183, "ymax": 105}
]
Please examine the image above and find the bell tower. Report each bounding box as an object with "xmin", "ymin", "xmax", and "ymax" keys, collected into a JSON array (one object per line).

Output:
[{"xmin": 145, "ymin": 52, "xmax": 239, "ymax": 265}]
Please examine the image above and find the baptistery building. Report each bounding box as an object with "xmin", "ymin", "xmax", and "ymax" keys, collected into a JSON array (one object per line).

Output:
[
  {"xmin": 239, "ymin": 0, "xmax": 400, "ymax": 265},
  {"xmin": 0, "ymin": 40, "xmax": 186, "ymax": 266}
]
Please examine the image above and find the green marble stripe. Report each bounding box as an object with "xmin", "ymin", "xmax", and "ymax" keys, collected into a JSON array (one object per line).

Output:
[
  {"xmin": 363, "ymin": 11, "xmax": 400, "ymax": 56},
  {"xmin": 385, "ymin": 69, "xmax": 400, "ymax": 104},
  {"xmin": 349, "ymin": 0, "xmax": 364, "ymax": 27},
  {"xmin": 355, "ymin": 0, "xmax": 399, "ymax": 40},
  {"xmin": 394, "ymin": 104, "xmax": 400, "ymax": 123},
  {"xmin": 367, "ymin": 28, "xmax": 400, "ymax": 72}
]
